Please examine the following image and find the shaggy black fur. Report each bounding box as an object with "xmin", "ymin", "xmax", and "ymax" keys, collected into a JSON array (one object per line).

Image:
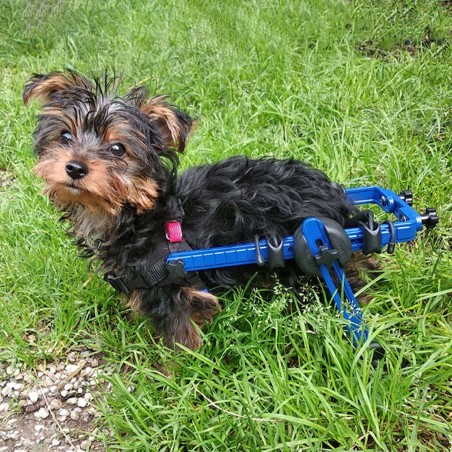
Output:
[
  {"xmin": 177, "ymin": 156, "xmax": 358, "ymax": 286},
  {"xmin": 24, "ymin": 70, "xmax": 363, "ymax": 350}
]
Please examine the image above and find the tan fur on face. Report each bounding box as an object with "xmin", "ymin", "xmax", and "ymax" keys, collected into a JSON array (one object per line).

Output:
[
  {"xmin": 34, "ymin": 146, "xmax": 158, "ymax": 215},
  {"xmin": 34, "ymin": 147, "xmax": 124, "ymax": 214},
  {"xmin": 127, "ymin": 178, "xmax": 159, "ymax": 214},
  {"xmin": 103, "ymin": 122, "xmax": 135, "ymax": 144},
  {"xmin": 101, "ymin": 125, "xmax": 159, "ymax": 213}
]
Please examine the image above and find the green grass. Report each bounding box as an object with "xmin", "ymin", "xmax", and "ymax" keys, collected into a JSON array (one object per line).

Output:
[{"xmin": 1, "ymin": 0, "xmax": 451, "ymax": 449}]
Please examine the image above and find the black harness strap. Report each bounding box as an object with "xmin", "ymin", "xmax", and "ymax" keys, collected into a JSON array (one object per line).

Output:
[{"xmin": 104, "ymin": 223, "xmax": 206, "ymax": 295}]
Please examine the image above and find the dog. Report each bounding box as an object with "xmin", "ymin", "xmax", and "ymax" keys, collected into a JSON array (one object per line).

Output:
[{"xmin": 24, "ymin": 70, "xmax": 365, "ymax": 350}]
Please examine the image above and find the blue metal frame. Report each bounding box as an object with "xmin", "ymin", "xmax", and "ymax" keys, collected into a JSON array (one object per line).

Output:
[
  {"xmin": 167, "ymin": 187, "xmax": 422, "ymax": 271},
  {"xmin": 166, "ymin": 186, "xmax": 429, "ymax": 348}
]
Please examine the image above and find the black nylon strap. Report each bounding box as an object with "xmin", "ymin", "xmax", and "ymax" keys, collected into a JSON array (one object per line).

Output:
[{"xmin": 104, "ymin": 230, "xmax": 206, "ymax": 294}]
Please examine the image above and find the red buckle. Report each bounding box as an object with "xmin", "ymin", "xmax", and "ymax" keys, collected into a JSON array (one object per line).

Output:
[{"xmin": 165, "ymin": 220, "xmax": 183, "ymax": 243}]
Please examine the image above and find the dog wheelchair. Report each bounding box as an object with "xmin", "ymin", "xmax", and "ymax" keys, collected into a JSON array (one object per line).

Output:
[{"xmin": 163, "ymin": 186, "xmax": 438, "ymax": 361}]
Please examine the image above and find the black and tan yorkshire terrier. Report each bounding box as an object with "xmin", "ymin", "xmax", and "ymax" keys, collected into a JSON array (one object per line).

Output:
[{"xmin": 24, "ymin": 70, "xmax": 369, "ymax": 350}]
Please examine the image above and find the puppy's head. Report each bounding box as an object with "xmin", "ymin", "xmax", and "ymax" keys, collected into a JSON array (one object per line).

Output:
[{"xmin": 23, "ymin": 70, "xmax": 193, "ymax": 215}]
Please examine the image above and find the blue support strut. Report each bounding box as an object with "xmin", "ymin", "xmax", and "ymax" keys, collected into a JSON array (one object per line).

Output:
[{"xmin": 300, "ymin": 218, "xmax": 368, "ymax": 346}]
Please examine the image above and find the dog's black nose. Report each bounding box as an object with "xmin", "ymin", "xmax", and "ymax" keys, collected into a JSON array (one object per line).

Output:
[{"xmin": 65, "ymin": 161, "xmax": 88, "ymax": 179}]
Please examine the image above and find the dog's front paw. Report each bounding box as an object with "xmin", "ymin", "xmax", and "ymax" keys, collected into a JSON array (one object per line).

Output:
[
  {"xmin": 167, "ymin": 288, "xmax": 221, "ymax": 350},
  {"xmin": 183, "ymin": 287, "xmax": 221, "ymax": 326}
]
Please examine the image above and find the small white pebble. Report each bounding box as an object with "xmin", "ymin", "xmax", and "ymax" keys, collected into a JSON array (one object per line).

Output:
[
  {"xmin": 83, "ymin": 367, "xmax": 94, "ymax": 377},
  {"xmin": 23, "ymin": 374, "xmax": 34, "ymax": 384},
  {"xmin": 60, "ymin": 390, "xmax": 68, "ymax": 398},
  {"xmin": 51, "ymin": 439, "xmax": 61, "ymax": 446},
  {"xmin": 65, "ymin": 364, "xmax": 79, "ymax": 373},
  {"xmin": 35, "ymin": 424, "xmax": 46, "ymax": 432},
  {"xmin": 43, "ymin": 376, "xmax": 54, "ymax": 387},
  {"xmin": 12, "ymin": 382, "xmax": 24, "ymax": 391},
  {"xmin": 58, "ymin": 408, "xmax": 70, "ymax": 417},
  {"xmin": 70, "ymin": 410, "xmax": 80, "ymax": 421},
  {"xmin": 35, "ymin": 408, "xmax": 50, "ymax": 419},
  {"xmin": 1, "ymin": 386, "xmax": 12, "ymax": 397},
  {"xmin": 67, "ymin": 397, "xmax": 77, "ymax": 405},
  {"xmin": 18, "ymin": 391, "xmax": 28, "ymax": 400},
  {"xmin": 64, "ymin": 383, "xmax": 73, "ymax": 391},
  {"xmin": 5, "ymin": 432, "xmax": 18, "ymax": 440},
  {"xmin": 80, "ymin": 440, "xmax": 91, "ymax": 450},
  {"xmin": 28, "ymin": 391, "xmax": 39, "ymax": 403},
  {"xmin": 50, "ymin": 399, "xmax": 62, "ymax": 410},
  {"xmin": 77, "ymin": 398, "xmax": 87, "ymax": 408}
]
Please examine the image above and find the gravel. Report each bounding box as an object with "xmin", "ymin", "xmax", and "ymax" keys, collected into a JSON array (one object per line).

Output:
[{"xmin": 0, "ymin": 350, "xmax": 112, "ymax": 451}]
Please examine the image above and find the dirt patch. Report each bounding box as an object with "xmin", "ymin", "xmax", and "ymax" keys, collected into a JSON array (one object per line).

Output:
[
  {"xmin": 0, "ymin": 169, "xmax": 16, "ymax": 193},
  {"xmin": 357, "ymin": 27, "xmax": 448, "ymax": 60},
  {"xmin": 0, "ymin": 350, "xmax": 111, "ymax": 451},
  {"xmin": 440, "ymin": 1, "xmax": 452, "ymax": 13}
]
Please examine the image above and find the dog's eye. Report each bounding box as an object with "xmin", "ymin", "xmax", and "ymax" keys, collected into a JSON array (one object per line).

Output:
[
  {"xmin": 108, "ymin": 143, "xmax": 126, "ymax": 157},
  {"xmin": 60, "ymin": 131, "xmax": 73, "ymax": 144}
]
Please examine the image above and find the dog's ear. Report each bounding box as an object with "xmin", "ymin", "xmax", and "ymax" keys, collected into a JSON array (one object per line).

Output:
[
  {"xmin": 140, "ymin": 95, "xmax": 194, "ymax": 153},
  {"xmin": 23, "ymin": 70, "xmax": 92, "ymax": 105}
]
